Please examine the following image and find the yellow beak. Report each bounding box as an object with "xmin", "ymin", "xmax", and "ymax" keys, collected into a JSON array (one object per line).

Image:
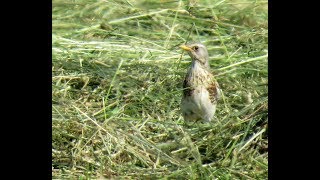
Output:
[{"xmin": 180, "ymin": 45, "xmax": 192, "ymax": 51}]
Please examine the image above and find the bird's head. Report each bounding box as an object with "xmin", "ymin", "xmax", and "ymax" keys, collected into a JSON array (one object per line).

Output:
[{"xmin": 180, "ymin": 43, "xmax": 209, "ymax": 67}]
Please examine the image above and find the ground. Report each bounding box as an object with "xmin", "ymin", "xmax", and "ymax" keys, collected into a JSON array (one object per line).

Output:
[{"xmin": 52, "ymin": 0, "xmax": 268, "ymax": 178}]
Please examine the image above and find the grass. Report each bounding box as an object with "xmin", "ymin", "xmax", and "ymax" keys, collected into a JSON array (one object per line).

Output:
[{"xmin": 52, "ymin": 0, "xmax": 268, "ymax": 179}]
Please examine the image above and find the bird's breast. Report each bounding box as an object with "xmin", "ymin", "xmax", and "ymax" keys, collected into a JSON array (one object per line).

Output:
[{"xmin": 183, "ymin": 63, "xmax": 219, "ymax": 104}]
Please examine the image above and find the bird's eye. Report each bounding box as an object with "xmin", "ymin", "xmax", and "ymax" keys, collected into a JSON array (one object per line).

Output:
[{"xmin": 193, "ymin": 46, "xmax": 199, "ymax": 51}]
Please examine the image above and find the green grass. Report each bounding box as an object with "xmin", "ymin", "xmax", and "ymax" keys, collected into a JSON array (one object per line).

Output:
[{"xmin": 52, "ymin": 0, "xmax": 268, "ymax": 179}]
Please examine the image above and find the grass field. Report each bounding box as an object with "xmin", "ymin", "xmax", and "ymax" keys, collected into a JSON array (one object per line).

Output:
[{"xmin": 52, "ymin": 0, "xmax": 268, "ymax": 179}]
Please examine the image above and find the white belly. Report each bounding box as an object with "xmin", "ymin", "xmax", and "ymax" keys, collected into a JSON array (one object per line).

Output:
[{"xmin": 181, "ymin": 86, "xmax": 217, "ymax": 122}]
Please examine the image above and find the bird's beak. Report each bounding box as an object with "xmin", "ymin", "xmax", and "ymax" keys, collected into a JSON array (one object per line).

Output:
[{"xmin": 180, "ymin": 45, "xmax": 192, "ymax": 51}]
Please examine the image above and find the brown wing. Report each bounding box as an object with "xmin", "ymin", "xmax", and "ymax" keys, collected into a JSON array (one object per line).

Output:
[
  {"xmin": 207, "ymin": 79, "xmax": 219, "ymax": 103},
  {"xmin": 183, "ymin": 77, "xmax": 193, "ymax": 97}
]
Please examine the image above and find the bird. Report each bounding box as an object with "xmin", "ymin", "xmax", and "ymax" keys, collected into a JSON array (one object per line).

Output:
[{"xmin": 180, "ymin": 43, "xmax": 220, "ymax": 122}]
